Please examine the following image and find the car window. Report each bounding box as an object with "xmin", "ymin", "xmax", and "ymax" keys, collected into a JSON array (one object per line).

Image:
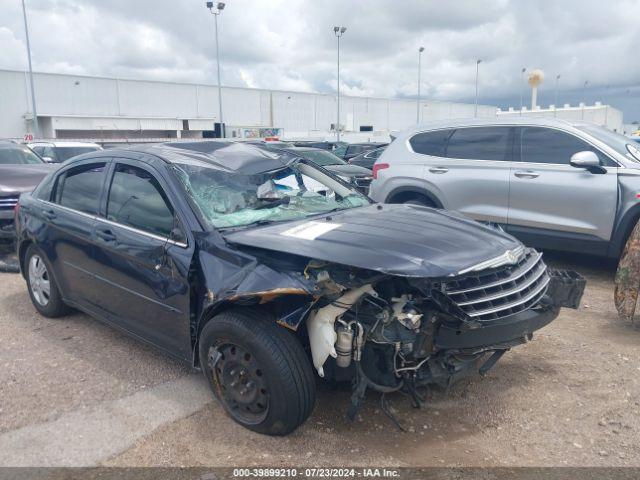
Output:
[
  {"xmin": 366, "ymin": 148, "xmax": 385, "ymax": 159},
  {"xmin": 0, "ymin": 146, "xmax": 43, "ymax": 164},
  {"xmin": 55, "ymin": 163, "xmax": 106, "ymax": 214},
  {"xmin": 520, "ymin": 127, "xmax": 611, "ymax": 166},
  {"xmin": 43, "ymin": 146, "xmax": 57, "ymax": 161},
  {"xmin": 107, "ymin": 164, "xmax": 174, "ymax": 237},
  {"xmin": 333, "ymin": 145, "xmax": 347, "ymax": 157},
  {"xmin": 31, "ymin": 146, "xmax": 45, "ymax": 156},
  {"xmin": 298, "ymin": 150, "xmax": 346, "ymax": 166},
  {"xmin": 172, "ymin": 161, "xmax": 369, "ymax": 230},
  {"xmin": 347, "ymin": 145, "xmax": 365, "ymax": 155},
  {"xmin": 446, "ymin": 127, "xmax": 512, "ymax": 161},
  {"xmin": 409, "ymin": 129, "xmax": 453, "ymax": 157}
]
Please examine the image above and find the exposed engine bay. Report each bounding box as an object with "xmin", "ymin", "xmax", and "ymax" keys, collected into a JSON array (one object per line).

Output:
[{"xmin": 298, "ymin": 249, "xmax": 584, "ymax": 419}]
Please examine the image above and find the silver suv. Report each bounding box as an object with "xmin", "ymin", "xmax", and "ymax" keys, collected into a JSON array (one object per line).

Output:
[{"xmin": 368, "ymin": 118, "xmax": 640, "ymax": 258}]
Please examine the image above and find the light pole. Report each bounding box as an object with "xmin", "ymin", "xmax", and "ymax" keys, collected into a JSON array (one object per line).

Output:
[
  {"xmin": 554, "ymin": 74, "xmax": 561, "ymax": 117},
  {"xmin": 416, "ymin": 47, "xmax": 424, "ymax": 124},
  {"xmin": 474, "ymin": 59, "xmax": 482, "ymax": 117},
  {"xmin": 582, "ymin": 80, "xmax": 588, "ymax": 120},
  {"xmin": 21, "ymin": 0, "xmax": 39, "ymax": 138},
  {"xmin": 519, "ymin": 67, "xmax": 526, "ymax": 115},
  {"xmin": 207, "ymin": 2, "xmax": 225, "ymax": 138},
  {"xmin": 333, "ymin": 26, "xmax": 346, "ymax": 142}
]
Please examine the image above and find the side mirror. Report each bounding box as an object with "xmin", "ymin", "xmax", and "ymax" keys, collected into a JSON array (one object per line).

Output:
[
  {"xmin": 42, "ymin": 156, "xmax": 54, "ymax": 163},
  {"xmin": 570, "ymin": 151, "xmax": 606, "ymax": 174}
]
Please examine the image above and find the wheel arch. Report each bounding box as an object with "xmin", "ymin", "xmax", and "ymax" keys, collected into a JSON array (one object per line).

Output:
[
  {"xmin": 385, "ymin": 186, "xmax": 444, "ymax": 208},
  {"xmin": 609, "ymin": 204, "xmax": 640, "ymax": 258},
  {"xmin": 192, "ymin": 295, "xmax": 309, "ymax": 368}
]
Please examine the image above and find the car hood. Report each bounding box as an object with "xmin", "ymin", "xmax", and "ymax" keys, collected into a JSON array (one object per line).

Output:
[
  {"xmin": 324, "ymin": 164, "xmax": 372, "ymax": 177},
  {"xmin": 0, "ymin": 164, "xmax": 57, "ymax": 195},
  {"xmin": 223, "ymin": 204, "xmax": 522, "ymax": 278}
]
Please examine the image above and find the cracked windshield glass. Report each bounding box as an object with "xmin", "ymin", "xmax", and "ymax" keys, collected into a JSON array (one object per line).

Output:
[{"xmin": 172, "ymin": 161, "xmax": 369, "ymax": 229}]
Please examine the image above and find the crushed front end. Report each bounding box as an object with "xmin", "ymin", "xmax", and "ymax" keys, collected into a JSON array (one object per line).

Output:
[{"xmin": 302, "ymin": 247, "xmax": 585, "ymax": 417}]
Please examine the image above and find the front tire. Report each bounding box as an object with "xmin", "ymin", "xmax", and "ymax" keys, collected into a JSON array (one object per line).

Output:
[
  {"xmin": 25, "ymin": 244, "xmax": 69, "ymax": 318},
  {"xmin": 199, "ymin": 308, "xmax": 316, "ymax": 436}
]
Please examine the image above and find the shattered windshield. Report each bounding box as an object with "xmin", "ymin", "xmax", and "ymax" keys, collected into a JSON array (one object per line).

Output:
[{"xmin": 171, "ymin": 161, "xmax": 370, "ymax": 229}]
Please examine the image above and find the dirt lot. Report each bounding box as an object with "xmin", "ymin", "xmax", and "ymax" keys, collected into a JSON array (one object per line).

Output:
[{"xmin": 0, "ymin": 249, "xmax": 639, "ymax": 467}]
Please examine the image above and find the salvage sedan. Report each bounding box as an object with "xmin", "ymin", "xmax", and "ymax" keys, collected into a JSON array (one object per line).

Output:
[{"xmin": 15, "ymin": 141, "xmax": 584, "ymax": 435}]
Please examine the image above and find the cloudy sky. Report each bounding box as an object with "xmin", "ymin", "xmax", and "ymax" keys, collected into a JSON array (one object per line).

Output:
[{"xmin": 2, "ymin": 0, "xmax": 639, "ymax": 121}]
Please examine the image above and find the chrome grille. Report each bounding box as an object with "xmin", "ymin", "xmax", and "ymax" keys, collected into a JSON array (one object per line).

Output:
[
  {"xmin": 0, "ymin": 196, "xmax": 19, "ymax": 210},
  {"xmin": 442, "ymin": 249, "xmax": 549, "ymax": 322}
]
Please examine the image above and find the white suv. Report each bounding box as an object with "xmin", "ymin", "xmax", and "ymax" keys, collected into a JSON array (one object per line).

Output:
[{"xmin": 28, "ymin": 141, "xmax": 102, "ymax": 163}]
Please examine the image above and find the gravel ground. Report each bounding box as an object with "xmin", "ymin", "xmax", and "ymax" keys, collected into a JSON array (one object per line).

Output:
[{"xmin": 0, "ymin": 250, "xmax": 639, "ymax": 467}]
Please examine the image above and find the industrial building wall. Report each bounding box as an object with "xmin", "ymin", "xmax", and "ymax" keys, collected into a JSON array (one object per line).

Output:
[
  {"xmin": 497, "ymin": 103, "xmax": 624, "ymax": 133},
  {"xmin": 0, "ymin": 69, "xmax": 499, "ymax": 139}
]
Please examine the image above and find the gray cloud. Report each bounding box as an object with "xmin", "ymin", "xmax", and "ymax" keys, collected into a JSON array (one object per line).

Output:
[{"xmin": 1, "ymin": 0, "xmax": 638, "ymax": 119}]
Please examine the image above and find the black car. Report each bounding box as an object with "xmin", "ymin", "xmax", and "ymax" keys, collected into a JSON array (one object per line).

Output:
[
  {"xmin": 0, "ymin": 142, "xmax": 56, "ymax": 242},
  {"xmin": 348, "ymin": 146, "xmax": 387, "ymax": 169},
  {"xmin": 290, "ymin": 140, "xmax": 346, "ymax": 151},
  {"xmin": 265, "ymin": 145, "xmax": 373, "ymax": 194},
  {"xmin": 334, "ymin": 142, "xmax": 388, "ymax": 161},
  {"xmin": 15, "ymin": 141, "xmax": 583, "ymax": 435}
]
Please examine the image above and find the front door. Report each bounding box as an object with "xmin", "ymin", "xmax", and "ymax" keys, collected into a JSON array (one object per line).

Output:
[
  {"xmin": 507, "ymin": 126, "xmax": 618, "ymax": 248},
  {"xmin": 91, "ymin": 161, "xmax": 193, "ymax": 359}
]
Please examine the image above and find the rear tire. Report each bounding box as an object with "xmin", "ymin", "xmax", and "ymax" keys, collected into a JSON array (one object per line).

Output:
[
  {"xmin": 25, "ymin": 244, "xmax": 69, "ymax": 318},
  {"xmin": 199, "ymin": 308, "xmax": 316, "ymax": 436}
]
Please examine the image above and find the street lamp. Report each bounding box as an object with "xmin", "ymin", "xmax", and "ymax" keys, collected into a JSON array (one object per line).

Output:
[
  {"xmin": 554, "ymin": 74, "xmax": 561, "ymax": 117},
  {"xmin": 582, "ymin": 80, "xmax": 589, "ymax": 120},
  {"xmin": 519, "ymin": 67, "xmax": 526, "ymax": 115},
  {"xmin": 207, "ymin": 2, "xmax": 225, "ymax": 138},
  {"xmin": 333, "ymin": 26, "xmax": 346, "ymax": 142},
  {"xmin": 21, "ymin": 0, "xmax": 39, "ymax": 138},
  {"xmin": 416, "ymin": 47, "xmax": 424, "ymax": 124},
  {"xmin": 474, "ymin": 59, "xmax": 482, "ymax": 117}
]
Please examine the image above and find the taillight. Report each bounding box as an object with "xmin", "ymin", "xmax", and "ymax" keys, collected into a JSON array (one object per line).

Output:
[
  {"xmin": 14, "ymin": 201, "xmax": 20, "ymax": 219},
  {"xmin": 372, "ymin": 163, "xmax": 389, "ymax": 179}
]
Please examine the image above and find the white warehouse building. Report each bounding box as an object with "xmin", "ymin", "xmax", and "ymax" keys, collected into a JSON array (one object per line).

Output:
[{"xmin": 0, "ymin": 69, "xmax": 498, "ymax": 142}]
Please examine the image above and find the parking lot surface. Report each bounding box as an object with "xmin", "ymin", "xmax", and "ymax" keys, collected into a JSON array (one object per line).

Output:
[{"xmin": 0, "ymin": 251, "xmax": 639, "ymax": 467}]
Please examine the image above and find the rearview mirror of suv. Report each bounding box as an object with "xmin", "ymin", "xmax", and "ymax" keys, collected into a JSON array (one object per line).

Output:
[{"xmin": 570, "ymin": 151, "xmax": 606, "ymax": 174}]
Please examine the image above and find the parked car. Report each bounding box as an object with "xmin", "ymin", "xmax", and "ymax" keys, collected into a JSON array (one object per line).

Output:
[
  {"xmin": 263, "ymin": 145, "xmax": 373, "ymax": 194},
  {"xmin": 334, "ymin": 142, "xmax": 388, "ymax": 161},
  {"xmin": 348, "ymin": 146, "xmax": 387, "ymax": 169},
  {"xmin": 0, "ymin": 142, "xmax": 57, "ymax": 242},
  {"xmin": 290, "ymin": 140, "xmax": 347, "ymax": 152},
  {"xmin": 369, "ymin": 118, "xmax": 640, "ymax": 258},
  {"xmin": 28, "ymin": 141, "xmax": 102, "ymax": 163},
  {"xmin": 15, "ymin": 141, "xmax": 583, "ymax": 435}
]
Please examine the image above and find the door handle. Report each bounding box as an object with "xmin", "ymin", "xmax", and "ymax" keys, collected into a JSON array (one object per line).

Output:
[
  {"xmin": 514, "ymin": 170, "xmax": 540, "ymax": 179},
  {"xmin": 429, "ymin": 167, "xmax": 449, "ymax": 174},
  {"xmin": 95, "ymin": 228, "xmax": 117, "ymax": 242},
  {"xmin": 42, "ymin": 209, "xmax": 57, "ymax": 220}
]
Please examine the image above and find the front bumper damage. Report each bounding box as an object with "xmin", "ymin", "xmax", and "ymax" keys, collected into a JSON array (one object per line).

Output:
[{"xmin": 193, "ymin": 232, "xmax": 585, "ymax": 424}]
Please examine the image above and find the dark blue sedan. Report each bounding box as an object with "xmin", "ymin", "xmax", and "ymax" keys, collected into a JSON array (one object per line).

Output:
[{"xmin": 15, "ymin": 141, "xmax": 582, "ymax": 435}]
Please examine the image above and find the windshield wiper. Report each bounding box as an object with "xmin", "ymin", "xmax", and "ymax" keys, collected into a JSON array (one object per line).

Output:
[{"xmin": 219, "ymin": 219, "xmax": 281, "ymax": 231}]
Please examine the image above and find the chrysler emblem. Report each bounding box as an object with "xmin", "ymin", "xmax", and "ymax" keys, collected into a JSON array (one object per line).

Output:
[{"xmin": 506, "ymin": 249, "xmax": 519, "ymax": 264}]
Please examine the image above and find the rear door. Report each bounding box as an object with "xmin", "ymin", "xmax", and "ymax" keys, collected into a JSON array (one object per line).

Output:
[
  {"xmin": 90, "ymin": 160, "xmax": 193, "ymax": 358},
  {"xmin": 42, "ymin": 161, "xmax": 108, "ymax": 306},
  {"xmin": 507, "ymin": 126, "xmax": 618, "ymax": 244},
  {"xmin": 413, "ymin": 126, "xmax": 514, "ymax": 223}
]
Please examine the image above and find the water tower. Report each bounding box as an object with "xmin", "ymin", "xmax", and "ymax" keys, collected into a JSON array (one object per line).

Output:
[{"xmin": 528, "ymin": 69, "xmax": 545, "ymax": 109}]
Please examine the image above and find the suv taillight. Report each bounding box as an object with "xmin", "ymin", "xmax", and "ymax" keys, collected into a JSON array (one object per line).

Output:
[
  {"xmin": 372, "ymin": 163, "xmax": 389, "ymax": 179},
  {"xmin": 14, "ymin": 201, "xmax": 20, "ymax": 219}
]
